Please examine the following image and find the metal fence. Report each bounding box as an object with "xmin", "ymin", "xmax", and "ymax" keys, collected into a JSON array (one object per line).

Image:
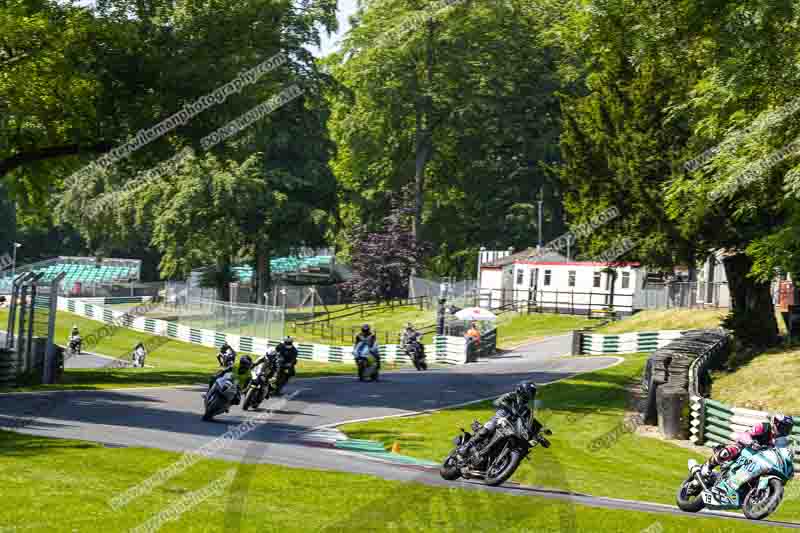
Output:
[
  {"xmin": 475, "ymin": 288, "xmax": 634, "ymax": 316},
  {"xmin": 155, "ymin": 297, "xmax": 285, "ymax": 340},
  {"xmin": 410, "ymin": 277, "xmax": 477, "ymax": 309},
  {"xmin": 633, "ymin": 282, "xmax": 730, "ymax": 309},
  {"xmin": 60, "ymin": 280, "xmax": 164, "ymax": 298}
]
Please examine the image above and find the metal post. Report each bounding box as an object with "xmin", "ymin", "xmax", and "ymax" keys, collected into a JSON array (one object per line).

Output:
[
  {"xmin": 538, "ymin": 196, "xmax": 543, "ymax": 248},
  {"xmin": 11, "ymin": 242, "xmax": 20, "ymax": 282},
  {"xmin": 43, "ymin": 273, "xmax": 65, "ymax": 384}
]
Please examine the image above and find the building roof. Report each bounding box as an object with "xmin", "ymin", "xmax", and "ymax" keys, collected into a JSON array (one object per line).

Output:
[{"xmin": 481, "ymin": 246, "xmax": 639, "ymax": 269}]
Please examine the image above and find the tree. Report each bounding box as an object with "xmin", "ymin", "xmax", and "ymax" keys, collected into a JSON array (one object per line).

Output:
[
  {"xmin": 327, "ymin": 0, "xmax": 565, "ymax": 275},
  {"xmin": 344, "ymin": 190, "xmax": 426, "ymax": 301}
]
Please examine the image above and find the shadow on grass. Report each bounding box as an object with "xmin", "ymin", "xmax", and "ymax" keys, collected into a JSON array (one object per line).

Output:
[{"xmin": 0, "ymin": 430, "xmax": 100, "ymax": 457}]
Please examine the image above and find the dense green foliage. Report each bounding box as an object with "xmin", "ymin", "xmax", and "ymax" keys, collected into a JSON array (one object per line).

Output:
[{"xmin": 5, "ymin": 0, "xmax": 800, "ymax": 341}]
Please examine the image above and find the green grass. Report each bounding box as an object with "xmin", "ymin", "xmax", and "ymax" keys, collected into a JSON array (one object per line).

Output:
[
  {"xmin": 0, "ymin": 309, "xmax": 358, "ymax": 391},
  {"xmin": 341, "ymin": 353, "xmax": 800, "ymax": 523},
  {"xmin": 595, "ymin": 308, "xmax": 728, "ymax": 334},
  {"xmin": 288, "ymin": 303, "xmax": 436, "ymax": 346},
  {"xmin": 494, "ymin": 312, "xmax": 595, "ymax": 349},
  {"xmin": 0, "ymin": 430, "xmax": 775, "ymax": 532},
  {"xmin": 712, "ymin": 344, "xmax": 800, "ymax": 413}
]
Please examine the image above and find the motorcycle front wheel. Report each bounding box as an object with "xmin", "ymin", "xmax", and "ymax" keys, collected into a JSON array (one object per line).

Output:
[
  {"xmin": 485, "ymin": 448, "xmax": 522, "ymax": 486},
  {"xmin": 203, "ymin": 395, "xmax": 222, "ymax": 421},
  {"xmin": 675, "ymin": 477, "xmax": 706, "ymax": 513},
  {"xmin": 440, "ymin": 450, "xmax": 462, "ymax": 481},
  {"xmin": 743, "ymin": 478, "xmax": 784, "ymax": 520},
  {"xmin": 243, "ymin": 388, "xmax": 257, "ymax": 411}
]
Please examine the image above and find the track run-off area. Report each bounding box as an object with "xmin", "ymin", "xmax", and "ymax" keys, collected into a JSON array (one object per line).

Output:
[{"xmin": 1, "ymin": 334, "xmax": 798, "ymax": 529}]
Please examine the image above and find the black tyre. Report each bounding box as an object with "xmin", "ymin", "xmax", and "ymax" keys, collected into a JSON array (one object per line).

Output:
[
  {"xmin": 743, "ymin": 478, "xmax": 784, "ymax": 520},
  {"xmin": 485, "ymin": 448, "xmax": 523, "ymax": 486},
  {"xmin": 676, "ymin": 477, "xmax": 706, "ymax": 513},
  {"xmin": 243, "ymin": 389, "xmax": 257, "ymax": 411},
  {"xmin": 370, "ymin": 370, "xmax": 379, "ymax": 382},
  {"xmin": 203, "ymin": 396, "xmax": 222, "ymax": 421},
  {"xmin": 420, "ymin": 360, "xmax": 428, "ymax": 371},
  {"xmin": 357, "ymin": 362, "xmax": 365, "ymax": 381},
  {"xmin": 440, "ymin": 450, "xmax": 462, "ymax": 481}
]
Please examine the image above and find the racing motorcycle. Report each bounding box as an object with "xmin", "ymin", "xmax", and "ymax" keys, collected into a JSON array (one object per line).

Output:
[
  {"xmin": 403, "ymin": 334, "xmax": 427, "ymax": 371},
  {"xmin": 202, "ymin": 369, "xmax": 239, "ymax": 421},
  {"xmin": 267, "ymin": 353, "xmax": 294, "ymax": 397},
  {"xmin": 440, "ymin": 414, "xmax": 553, "ymax": 486},
  {"xmin": 676, "ymin": 437, "xmax": 795, "ymax": 520},
  {"xmin": 354, "ymin": 341, "xmax": 379, "ymax": 382},
  {"xmin": 242, "ymin": 359, "xmax": 269, "ymax": 410},
  {"xmin": 67, "ymin": 335, "xmax": 82, "ymax": 356}
]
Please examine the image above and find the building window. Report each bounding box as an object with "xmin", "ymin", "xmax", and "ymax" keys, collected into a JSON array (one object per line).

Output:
[
  {"xmin": 621, "ymin": 272, "xmax": 630, "ymax": 289},
  {"xmin": 544, "ymin": 270, "xmax": 552, "ymax": 286},
  {"xmin": 593, "ymin": 272, "xmax": 601, "ymax": 288},
  {"xmin": 568, "ymin": 271, "xmax": 576, "ymax": 287},
  {"xmin": 516, "ymin": 269, "xmax": 524, "ymax": 285}
]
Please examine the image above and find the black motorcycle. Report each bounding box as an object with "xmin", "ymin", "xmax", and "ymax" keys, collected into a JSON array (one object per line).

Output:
[
  {"xmin": 242, "ymin": 360, "xmax": 269, "ymax": 410},
  {"xmin": 267, "ymin": 354, "xmax": 294, "ymax": 396},
  {"xmin": 440, "ymin": 414, "xmax": 552, "ymax": 487},
  {"xmin": 404, "ymin": 335, "xmax": 427, "ymax": 371}
]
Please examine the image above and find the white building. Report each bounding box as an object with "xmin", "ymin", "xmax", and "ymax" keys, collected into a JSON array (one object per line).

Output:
[{"xmin": 478, "ymin": 249, "xmax": 641, "ymax": 315}]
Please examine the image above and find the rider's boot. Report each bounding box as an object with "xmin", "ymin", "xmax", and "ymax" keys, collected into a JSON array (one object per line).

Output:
[{"xmin": 457, "ymin": 427, "xmax": 491, "ymax": 463}]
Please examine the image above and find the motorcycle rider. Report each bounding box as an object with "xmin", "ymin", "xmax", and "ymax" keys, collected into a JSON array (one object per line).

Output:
[
  {"xmin": 256, "ymin": 337, "xmax": 299, "ymax": 395},
  {"xmin": 402, "ymin": 323, "xmax": 424, "ymax": 358},
  {"xmin": 132, "ymin": 341, "xmax": 147, "ymax": 367},
  {"xmin": 217, "ymin": 342, "xmax": 237, "ymax": 368},
  {"xmin": 354, "ymin": 324, "xmax": 380, "ymax": 369},
  {"xmin": 700, "ymin": 414, "xmax": 795, "ymax": 477},
  {"xmin": 203, "ymin": 351, "xmax": 250, "ymax": 406},
  {"xmin": 456, "ymin": 381, "xmax": 538, "ymax": 463},
  {"xmin": 68, "ymin": 326, "xmax": 82, "ymax": 352}
]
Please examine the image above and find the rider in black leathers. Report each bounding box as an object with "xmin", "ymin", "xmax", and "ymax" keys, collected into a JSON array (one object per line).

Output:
[{"xmin": 456, "ymin": 381, "xmax": 537, "ymax": 463}]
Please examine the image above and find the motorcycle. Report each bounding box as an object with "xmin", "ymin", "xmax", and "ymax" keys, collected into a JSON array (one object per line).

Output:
[
  {"xmin": 267, "ymin": 353, "xmax": 294, "ymax": 397},
  {"xmin": 404, "ymin": 335, "xmax": 427, "ymax": 371},
  {"xmin": 131, "ymin": 346, "xmax": 146, "ymax": 368},
  {"xmin": 440, "ymin": 414, "xmax": 553, "ymax": 486},
  {"xmin": 354, "ymin": 341, "xmax": 379, "ymax": 382},
  {"xmin": 67, "ymin": 336, "xmax": 82, "ymax": 356},
  {"xmin": 242, "ymin": 360, "xmax": 269, "ymax": 410},
  {"xmin": 676, "ymin": 437, "xmax": 795, "ymax": 520},
  {"xmin": 202, "ymin": 369, "xmax": 239, "ymax": 421}
]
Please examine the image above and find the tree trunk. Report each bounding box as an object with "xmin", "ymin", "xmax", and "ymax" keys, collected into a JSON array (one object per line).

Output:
[
  {"xmin": 722, "ymin": 252, "xmax": 778, "ymax": 347},
  {"xmin": 255, "ymin": 248, "xmax": 270, "ymax": 305}
]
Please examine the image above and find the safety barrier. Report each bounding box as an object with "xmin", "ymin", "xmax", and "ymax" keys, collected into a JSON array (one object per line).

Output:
[
  {"xmin": 577, "ymin": 330, "xmax": 686, "ymax": 354},
  {"xmin": 72, "ymin": 296, "xmax": 152, "ymax": 306},
  {"xmin": 56, "ymin": 298, "xmax": 471, "ymax": 365},
  {"xmin": 690, "ymin": 396, "xmax": 800, "ymax": 470}
]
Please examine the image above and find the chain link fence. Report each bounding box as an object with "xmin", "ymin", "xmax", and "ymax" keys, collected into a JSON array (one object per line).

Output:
[
  {"xmin": 155, "ymin": 297, "xmax": 285, "ymax": 339},
  {"xmin": 410, "ymin": 276, "xmax": 477, "ymax": 309}
]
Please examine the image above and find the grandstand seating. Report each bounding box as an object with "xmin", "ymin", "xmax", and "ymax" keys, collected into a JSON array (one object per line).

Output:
[
  {"xmin": 0, "ymin": 259, "xmax": 139, "ymax": 292},
  {"xmin": 232, "ymin": 256, "xmax": 334, "ymax": 283}
]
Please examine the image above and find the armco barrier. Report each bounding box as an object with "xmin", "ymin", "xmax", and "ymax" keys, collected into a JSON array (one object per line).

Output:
[
  {"xmin": 577, "ymin": 330, "xmax": 686, "ymax": 355},
  {"xmin": 56, "ymin": 297, "xmax": 472, "ymax": 365},
  {"xmin": 690, "ymin": 396, "xmax": 800, "ymax": 470}
]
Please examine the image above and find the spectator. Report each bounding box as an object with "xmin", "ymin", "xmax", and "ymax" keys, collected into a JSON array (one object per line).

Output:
[{"xmin": 465, "ymin": 322, "xmax": 481, "ymax": 345}]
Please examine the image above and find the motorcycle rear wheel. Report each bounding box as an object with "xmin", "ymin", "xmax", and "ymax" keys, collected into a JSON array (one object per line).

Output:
[
  {"xmin": 440, "ymin": 450, "xmax": 462, "ymax": 481},
  {"xmin": 485, "ymin": 448, "xmax": 522, "ymax": 486},
  {"xmin": 743, "ymin": 478, "xmax": 784, "ymax": 520},
  {"xmin": 675, "ymin": 478, "xmax": 705, "ymax": 513}
]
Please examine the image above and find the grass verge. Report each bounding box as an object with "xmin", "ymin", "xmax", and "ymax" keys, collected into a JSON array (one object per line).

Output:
[
  {"xmin": 340, "ymin": 354, "xmax": 800, "ymax": 523},
  {"xmin": 494, "ymin": 312, "xmax": 595, "ymax": 349},
  {"xmin": 594, "ymin": 308, "xmax": 727, "ymax": 334},
  {"xmin": 0, "ymin": 429, "xmax": 777, "ymax": 532},
  {"xmin": 0, "ymin": 309, "xmax": 362, "ymax": 391}
]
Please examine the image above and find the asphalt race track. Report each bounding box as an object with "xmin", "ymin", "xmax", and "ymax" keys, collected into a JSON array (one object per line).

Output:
[{"xmin": 1, "ymin": 334, "xmax": 798, "ymax": 529}]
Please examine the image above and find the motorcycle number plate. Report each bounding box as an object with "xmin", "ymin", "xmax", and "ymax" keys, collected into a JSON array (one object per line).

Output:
[{"xmin": 702, "ymin": 492, "xmax": 716, "ymax": 505}]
